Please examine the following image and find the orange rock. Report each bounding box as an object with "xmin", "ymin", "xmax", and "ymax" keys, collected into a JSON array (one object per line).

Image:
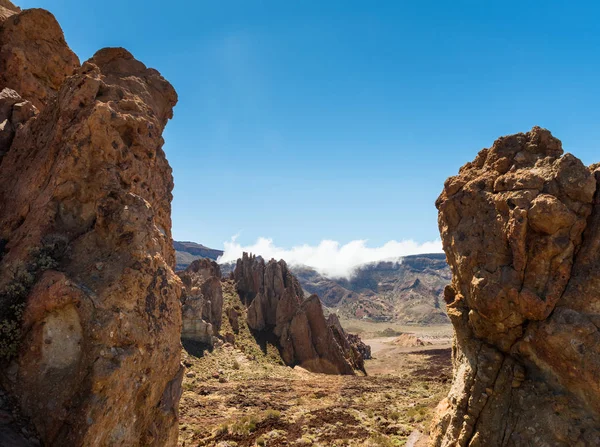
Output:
[
  {"xmin": 0, "ymin": 9, "xmax": 79, "ymax": 110},
  {"xmin": 432, "ymin": 127, "xmax": 600, "ymax": 446},
  {"xmin": 0, "ymin": 8, "xmax": 182, "ymax": 445}
]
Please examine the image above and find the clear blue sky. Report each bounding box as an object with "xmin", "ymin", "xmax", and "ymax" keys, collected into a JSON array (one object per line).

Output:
[{"xmin": 20, "ymin": 0, "xmax": 600, "ymax": 250}]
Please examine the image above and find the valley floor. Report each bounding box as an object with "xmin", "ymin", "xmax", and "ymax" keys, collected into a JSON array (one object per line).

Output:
[{"xmin": 178, "ymin": 325, "xmax": 452, "ymax": 447}]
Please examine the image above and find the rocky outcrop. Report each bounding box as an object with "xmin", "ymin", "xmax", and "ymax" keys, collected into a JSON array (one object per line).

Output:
[
  {"xmin": 347, "ymin": 333, "xmax": 371, "ymax": 360},
  {"xmin": 0, "ymin": 7, "xmax": 79, "ymax": 111},
  {"xmin": 0, "ymin": 88, "xmax": 36, "ymax": 162},
  {"xmin": 0, "ymin": 1, "xmax": 18, "ymax": 22},
  {"xmin": 178, "ymin": 259, "xmax": 223, "ymax": 345},
  {"xmin": 0, "ymin": 4, "xmax": 182, "ymax": 446},
  {"xmin": 233, "ymin": 253, "xmax": 361, "ymax": 375},
  {"xmin": 327, "ymin": 313, "xmax": 370, "ymax": 373},
  {"xmin": 432, "ymin": 127, "xmax": 600, "ymax": 446}
]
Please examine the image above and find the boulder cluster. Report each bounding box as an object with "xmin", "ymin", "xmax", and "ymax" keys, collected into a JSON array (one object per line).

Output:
[
  {"xmin": 433, "ymin": 127, "xmax": 600, "ymax": 446},
  {"xmin": 0, "ymin": 2, "xmax": 182, "ymax": 445}
]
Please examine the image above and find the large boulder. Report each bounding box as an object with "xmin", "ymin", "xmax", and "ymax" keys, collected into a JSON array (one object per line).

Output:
[
  {"xmin": 233, "ymin": 253, "xmax": 359, "ymax": 375},
  {"xmin": 0, "ymin": 11, "xmax": 182, "ymax": 445},
  {"xmin": 178, "ymin": 259, "xmax": 223, "ymax": 344},
  {"xmin": 432, "ymin": 127, "xmax": 600, "ymax": 446}
]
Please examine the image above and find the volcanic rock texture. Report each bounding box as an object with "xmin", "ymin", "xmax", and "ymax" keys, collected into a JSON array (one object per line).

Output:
[
  {"xmin": 432, "ymin": 127, "xmax": 600, "ymax": 446},
  {"xmin": 233, "ymin": 253, "xmax": 361, "ymax": 375},
  {"xmin": 0, "ymin": 4, "xmax": 182, "ymax": 447}
]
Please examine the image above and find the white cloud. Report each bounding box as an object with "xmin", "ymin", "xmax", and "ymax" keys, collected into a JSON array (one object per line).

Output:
[{"xmin": 217, "ymin": 236, "xmax": 443, "ymax": 279}]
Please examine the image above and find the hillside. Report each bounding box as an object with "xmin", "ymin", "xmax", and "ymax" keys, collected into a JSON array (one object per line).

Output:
[
  {"xmin": 175, "ymin": 241, "xmax": 451, "ymax": 325},
  {"xmin": 294, "ymin": 254, "xmax": 451, "ymax": 325},
  {"xmin": 174, "ymin": 240, "xmax": 224, "ymax": 270}
]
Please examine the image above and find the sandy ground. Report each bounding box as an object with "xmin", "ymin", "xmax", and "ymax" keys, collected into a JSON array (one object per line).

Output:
[{"xmin": 365, "ymin": 336, "xmax": 453, "ymax": 376}]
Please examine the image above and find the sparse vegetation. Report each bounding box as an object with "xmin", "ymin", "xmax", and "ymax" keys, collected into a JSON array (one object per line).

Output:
[
  {"xmin": 178, "ymin": 318, "xmax": 452, "ymax": 446},
  {"xmin": 219, "ymin": 280, "xmax": 284, "ymax": 367},
  {"xmin": 0, "ymin": 235, "xmax": 66, "ymax": 360}
]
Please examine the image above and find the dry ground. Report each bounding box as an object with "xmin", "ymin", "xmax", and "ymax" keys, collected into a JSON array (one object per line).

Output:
[{"xmin": 178, "ymin": 323, "xmax": 452, "ymax": 447}]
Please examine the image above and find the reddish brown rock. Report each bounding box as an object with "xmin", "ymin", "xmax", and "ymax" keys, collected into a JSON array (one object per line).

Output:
[
  {"xmin": 327, "ymin": 313, "xmax": 370, "ymax": 373},
  {"xmin": 0, "ymin": 1, "xmax": 18, "ymax": 24},
  {"xmin": 432, "ymin": 127, "xmax": 600, "ymax": 446},
  {"xmin": 0, "ymin": 88, "xmax": 36, "ymax": 162},
  {"xmin": 0, "ymin": 1, "xmax": 19, "ymax": 11},
  {"xmin": 178, "ymin": 259, "xmax": 223, "ymax": 344},
  {"xmin": 233, "ymin": 253, "xmax": 359, "ymax": 375},
  {"xmin": 0, "ymin": 28, "xmax": 182, "ymax": 447},
  {"xmin": 0, "ymin": 8, "xmax": 79, "ymax": 111}
]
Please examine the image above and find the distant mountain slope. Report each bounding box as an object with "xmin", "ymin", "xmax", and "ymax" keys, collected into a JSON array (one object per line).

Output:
[
  {"xmin": 174, "ymin": 241, "xmax": 223, "ymax": 270},
  {"xmin": 173, "ymin": 241, "xmax": 450, "ymax": 325},
  {"xmin": 294, "ymin": 254, "xmax": 450, "ymax": 325}
]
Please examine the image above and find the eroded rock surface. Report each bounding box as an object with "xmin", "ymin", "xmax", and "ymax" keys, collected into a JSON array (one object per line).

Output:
[
  {"xmin": 432, "ymin": 127, "xmax": 600, "ymax": 446},
  {"xmin": 327, "ymin": 313, "xmax": 369, "ymax": 373},
  {"xmin": 233, "ymin": 253, "xmax": 362, "ymax": 375},
  {"xmin": 0, "ymin": 8, "xmax": 79, "ymax": 110},
  {"xmin": 0, "ymin": 88, "xmax": 36, "ymax": 161},
  {"xmin": 178, "ymin": 259, "xmax": 223, "ymax": 345},
  {"xmin": 0, "ymin": 5, "xmax": 182, "ymax": 445}
]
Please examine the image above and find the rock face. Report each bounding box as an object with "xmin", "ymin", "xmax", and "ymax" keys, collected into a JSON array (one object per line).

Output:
[
  {"xmin": 178, "ymin": 259, "xmax": 223, "ymax": 345},
  {"xmin": 0, "ymin": 1, "xmax": 18, "ymax": 23},
  {"xmin": 327, "ymin": 313, "xmax": 370, "ymax": 373},
  {"xmin": 0, "ymin": 88, "xmax": 36, "ymax": 161},
  {"xmin": 433, "ymin": 127, "xmax": 600, "ymax": 446},
  {"xmin": 0, "ymin": 8, "xmax": 79, "ymax": 111},
  {"xmin": 233, "ymin": 253, "xmax": 362, "ymax": 375},
  {"xmin": 0, "ymin": 5, "xmax": 182, "ymax": 446}
]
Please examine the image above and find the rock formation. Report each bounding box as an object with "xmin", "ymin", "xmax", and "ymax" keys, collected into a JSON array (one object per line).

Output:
[
  {"xmin": 327, "ymin": 313, "xmax": 370, "ymax": 373},
  {"xmin": 233, "ymin": 253, "xmax": 363, "ymax": 375},
  {"xmin": 0, "ymin": 6, "xmax": 79, "ymax": 111},
  {"xmin": 432, "ymin": 127, "xmax": 600, "ymax": 446},
  {"xmin": 178, "ymin": 259, "xmax": 223, "ymax": 345},
  {"xmin": 0, "ymin": 88, "xmax": 36, "ymax": 162},
  {"xmin": 0, "ymin": 4, "xmax": 183, "ymax": 446}
]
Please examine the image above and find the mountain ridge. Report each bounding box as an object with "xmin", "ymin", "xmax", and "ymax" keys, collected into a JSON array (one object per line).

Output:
[{"xmin": 174, "ymin": 241, "xmax": 450, "ymax": 325}]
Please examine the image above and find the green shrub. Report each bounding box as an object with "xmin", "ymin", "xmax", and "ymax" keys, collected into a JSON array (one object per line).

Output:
[{"xmin": 0, "ymin": 236, "xmax": 65, "ymax": 361}]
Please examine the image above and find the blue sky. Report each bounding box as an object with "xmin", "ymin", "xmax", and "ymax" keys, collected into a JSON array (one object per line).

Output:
[{"xmin": 20, "ymin": 0, "xmax": 600, "ymax": 253}]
